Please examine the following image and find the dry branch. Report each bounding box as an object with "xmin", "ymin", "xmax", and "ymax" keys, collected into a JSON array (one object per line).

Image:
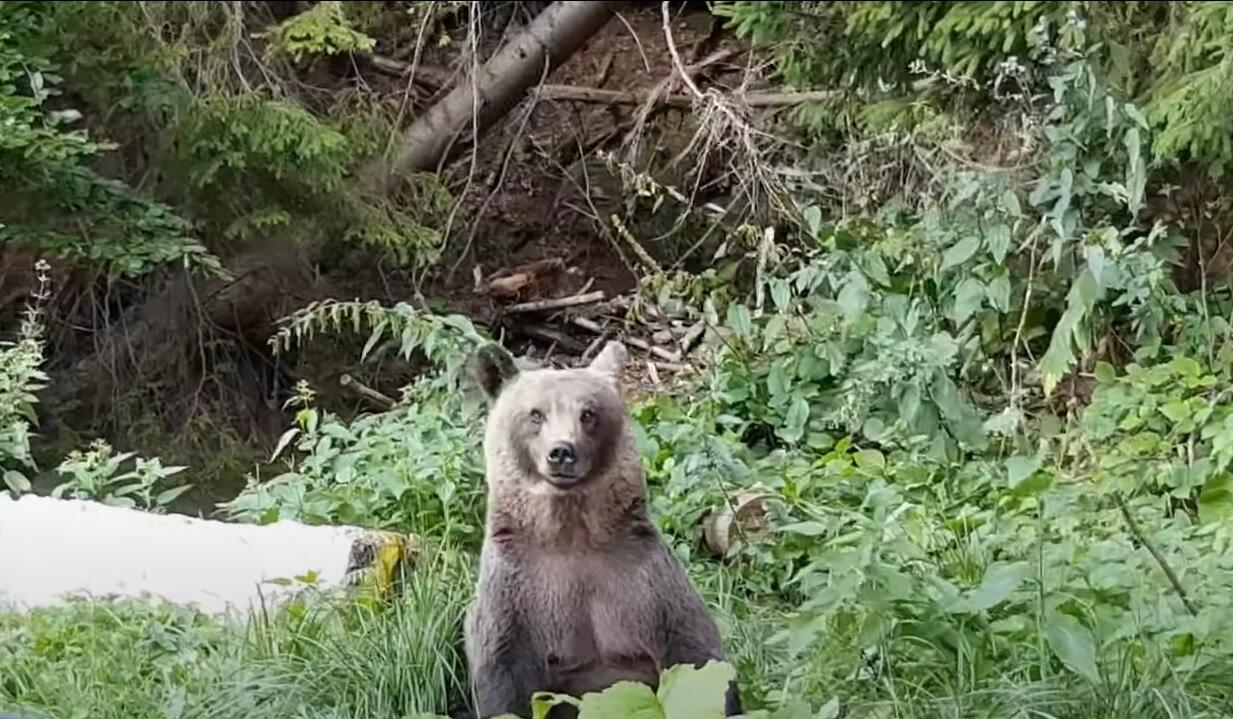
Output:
[
  {"xmin": 572, "ymin": 315, "xmax": 680, "ymax": 362},
  {"xmin": 359, "ymin": 54, "xmax": 454, "ymax": 89},
  {"xmin": 535, "ymin": 86, "xmax": 836, "ymax": 108},
  {"xmin": 370, "ymin": 1, "xmax": 622, "ymax": 180},
  {"xmin": 339, "ymin": 374, "xmax": 396, "ymax": 411},
  {"xmin": 505, "ymin": 290, "xmax": 605, "ymax": 314}
]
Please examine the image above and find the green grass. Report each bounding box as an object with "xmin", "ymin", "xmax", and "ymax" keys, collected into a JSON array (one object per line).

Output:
[
  {"xmin": 0, "ymin": 545, "xmax": 474, "ymax": 719},
  {"xmin": 3, "ymin": 542, "xmax": 1232, "ymax": 719}
]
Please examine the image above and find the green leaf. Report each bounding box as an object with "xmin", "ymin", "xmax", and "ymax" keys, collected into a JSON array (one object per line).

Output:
[
  {"xmin": 860, "ymin": 253, "xmax": 892, "ymax": 287},
  {"xmin": 837, "ymin": 273, "xmax": 869, "ymax": 326},
  {"xmin": 986, "ymin": 274, "xmax": 1011, "ymax": 313},
  {"xmin": 855, "ymin": 449, "xmax": 885, "ymax": 472},
  {"xmin": 1198, "ymin": 475, "xmax": 1233, "ymax": 524},
  {"xmin": 769, "ymin": 279, "xmax": 791, "ymax": 312},
  {"xmin": 815, "ymin": 697, "xmax": 840, "ymax": 719},
  {"xmin": 1005, "ymin": 455, "xmax": 1041, "ymax": 487},
  {"xmin": 579, "ymin": 681, "xmax": 662, "ymax": 719},
  {"xmin": 986, "ymin": 224, "xmax": 1012, "ymax": 265},
  {"xmin": 802, "ymin": 205, "xmax": 822, "ymax": 238},
  {"xmin": 1000, "ymin": 189, "xmax": 1022, "ymax": 218},
  {"xmin": 1094, "ymin": 361, "xmax": 1117, "ymax": 383},
  {"xmin": 778, "ymin": 521, "xmax": 828, "ymax": 536},
  {"xmin": 951, "ymin": 278, "xmax": 985, "ymax": 325},
  {"xmin": 155, "ymin": 485, "xmax": 194, "ymax": 506},
  {"xmin": 534, "ymin": 692, "xmax": 583, "ymax": 719},
  {"xmin": 726, "ymin": 304, "xmax": 753, "ymax": 339},
  {"xmin": 1172, "ymin": 356, "xmax": 1201, "ymax": 378},
  {"xmin": 779, "ymin": 396, "xmax": 810, "ymax": 444},
  {"xmin": 1044, "ymin": 613, "xmax": 1100, "ymax": 683},
  {"xmin": 3, "ymin": 470, "xmax": 31, "ymax": 495},
  {"xmin": 942, "ymin": 235, "xmax": 981, "ymax": 271},
  {"xmin": 657, "ymin": 661, "xmax": 735, "ymax": 719},
  {"xmin": 1160, "ymin": 400, "xmax": 1190, "ymax": 423},
  {"xmin": 948, "ymin": 562, "xmax": 1031, "ymax": 614}
]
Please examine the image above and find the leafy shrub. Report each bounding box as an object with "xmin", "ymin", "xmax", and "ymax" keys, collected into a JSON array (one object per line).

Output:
[
  {"xmin": 225, "ymin": 303, "xmax": 490, "ymax": 545},
  {"xmin": 0, "ymin": 3, "xmax": 219, "ymax": 279},
  {"xmin": 264, "ymin": 1, "xmax": 376, "ymax": 64}
]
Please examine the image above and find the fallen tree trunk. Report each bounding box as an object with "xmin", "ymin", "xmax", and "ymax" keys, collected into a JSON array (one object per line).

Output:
[{"xmin": 371, "ymin": 0, "xmax": 622, "ymax": 181}]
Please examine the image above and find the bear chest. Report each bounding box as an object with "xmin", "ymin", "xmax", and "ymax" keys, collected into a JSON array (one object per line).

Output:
[{"xmin": 524, "ymin": 550, "xmax": 662, "ymax": 686}]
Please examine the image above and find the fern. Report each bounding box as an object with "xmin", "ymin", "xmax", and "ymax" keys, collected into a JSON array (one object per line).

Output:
[{"xmin": 272, "ymin": 300, "xmax": 488, "ymax": 391}]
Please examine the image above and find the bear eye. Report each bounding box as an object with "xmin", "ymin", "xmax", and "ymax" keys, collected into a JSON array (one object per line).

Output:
[
  {"xmin": 580, "ymin": 409, "xmax": 596, "ymax": 424},
  {"xmin": 529, "ymin": 409, "xmax": 545, "ymax": 424}
]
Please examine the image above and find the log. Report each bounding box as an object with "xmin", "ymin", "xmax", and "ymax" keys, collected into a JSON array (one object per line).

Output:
[{"xmin": 373, "ymin": 1, "xmax": 622, "ymax": 178}]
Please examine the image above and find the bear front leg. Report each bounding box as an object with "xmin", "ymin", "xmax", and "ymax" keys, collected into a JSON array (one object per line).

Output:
[
  {"xmin": 465, "ymin": 563, "xmax": 544, "ymax": 718},
  {"xmin": 657, "ymin": 564, "xmax": 743, "ymax": 716}
]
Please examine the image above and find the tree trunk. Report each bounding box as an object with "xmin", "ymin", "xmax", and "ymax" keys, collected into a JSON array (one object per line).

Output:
[{"xmin": 373, "ymin": 0, "xmax": 623, "ymax": 181}]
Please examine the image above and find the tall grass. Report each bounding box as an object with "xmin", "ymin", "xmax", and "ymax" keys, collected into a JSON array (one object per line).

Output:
[{"xmin": 0, "ymin": 544, "xmax": 474, "ymax": 719}]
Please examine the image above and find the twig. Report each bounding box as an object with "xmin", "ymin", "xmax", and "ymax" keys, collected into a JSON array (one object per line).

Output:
[
  {"xmin": 680, "ymin": 321, "xmax": 706, "ymax": 354},
  {"xmin": 506, "ymin": 290, "xmax": 605, "ymax": 314},
  {"xmin": 339, "ymin": 374, "xmax": 396, "ymax": 410},
  {"xmin": 646, "ymin": 359, "xmax": 661, "ymax": 388},
  {"xmin": 609, "ymin": 215, "xmax": 663, "ymax": 274},
  {"xmin": 1117, "ymin": 496, "xmax": 1199, "ymax": 617},
  {"xmin": 651, "ymin": 360, "xmax": 688, "ymax": 373},
  {"xmin": 581, "ymin": 323, "xmax": 612, "ymax": 363},
  {"xmin": 572, "ymin": 316, "xmax": 680, "ymax": 362}
]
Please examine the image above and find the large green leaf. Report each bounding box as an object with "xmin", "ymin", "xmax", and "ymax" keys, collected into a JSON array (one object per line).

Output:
[
  {"xmin": 657, "ymin": 661, "xmax": 735, "ymax": 719},
  {"xmin": 1044, "ymin": 613, "xmax": 1101, "ymax": 683},
  {"xmin": 579, "ymin": 682, "xmax": 661, "ymax": 719},
  {"xmin": 942, "ymin": 235, "xmax": 981, "ymax": 271},
  {"xmin": 948, "ymin": 562, "xmax": 1031, "ymax": 614}
]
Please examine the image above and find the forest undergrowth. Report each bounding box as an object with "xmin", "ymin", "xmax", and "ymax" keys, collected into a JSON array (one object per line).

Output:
[{"xmin": 4, "ymin": 2, "xmax": 1233, "ymax": 718}]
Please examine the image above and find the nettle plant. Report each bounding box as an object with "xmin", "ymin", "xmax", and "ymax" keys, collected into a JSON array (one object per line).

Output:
[
  {"xmin": 0, "ymin": 295, "xmax": 49, "ymax": 498},
  {"xmin": 51, "ymin": 440, "xmax": 192, "ymax": 512}
]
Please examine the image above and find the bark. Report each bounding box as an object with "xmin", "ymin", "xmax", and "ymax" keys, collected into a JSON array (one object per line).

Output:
[{"xmin": 374, "ymin": 1, "xmax": 623, "ymax": 180}]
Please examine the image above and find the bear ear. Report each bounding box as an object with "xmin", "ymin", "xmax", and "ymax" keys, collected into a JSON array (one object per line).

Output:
[
  {"xmin": 473, "ymin": 343, "xmax": 519, "ymax": 399},
  {"xmin": 588, "ymin": 341, "xmax": 627, "ymax": 388}
]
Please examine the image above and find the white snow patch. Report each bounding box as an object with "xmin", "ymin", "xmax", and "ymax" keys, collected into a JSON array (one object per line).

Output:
[{"xmin": 0, "ymin": 493, "xmax": 371, "ymax": 618}]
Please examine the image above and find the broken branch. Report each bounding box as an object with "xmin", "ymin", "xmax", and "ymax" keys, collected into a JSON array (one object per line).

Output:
[{"xmin": 339, "ymin": 374, "xmax": 396, "ymax": 410}]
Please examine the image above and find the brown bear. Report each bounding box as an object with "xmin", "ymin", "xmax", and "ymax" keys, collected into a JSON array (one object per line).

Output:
[{"xmin": 464, "ymin": 341, "xmax": 741, "ymax": 718}]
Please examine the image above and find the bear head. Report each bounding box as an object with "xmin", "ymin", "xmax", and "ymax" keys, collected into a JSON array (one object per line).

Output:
[{"xmin": 473, "ymin": 341, "xmax": 630, "ymax": 492}]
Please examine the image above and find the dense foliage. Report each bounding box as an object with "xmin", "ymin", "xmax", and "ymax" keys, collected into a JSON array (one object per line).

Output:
[{"xmin": 5, "ymin": 2, "xmax": 1233, "ymax": 719}]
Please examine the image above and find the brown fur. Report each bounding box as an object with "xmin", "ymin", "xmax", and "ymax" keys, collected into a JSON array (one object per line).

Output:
[{"xmin": 464, "ymin": 342, "xmax": 740, "ymax": 719}]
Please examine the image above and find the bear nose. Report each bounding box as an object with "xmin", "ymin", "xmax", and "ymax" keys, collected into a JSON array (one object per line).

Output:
[{"xmin": 547, "ymin": 442, "xmax": 576, "ymax": 467}]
